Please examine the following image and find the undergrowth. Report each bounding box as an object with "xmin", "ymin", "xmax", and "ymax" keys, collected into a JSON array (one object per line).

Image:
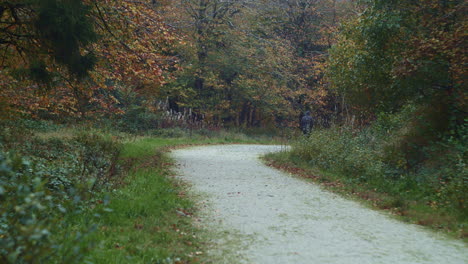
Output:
[
  {"xmin": 266, "ymin": 109, "xmax": 467, "ymax": 240},
  {"xmin": 74, "ymin": 138, "xmax": 205, "ymax": 263},
  {"xmin": 0, "ymin": 122, "xmax": 121, "ymax": 263},
  {"xmin": 0, "ymin": 119, "xmax": 280, "ymax": 263}
]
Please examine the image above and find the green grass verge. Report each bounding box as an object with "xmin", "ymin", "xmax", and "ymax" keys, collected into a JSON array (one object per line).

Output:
[
  {"xmin": 263, "ymin": 151, "xmax": 468, "ymax": 242},
  {"xmin": 63, "ymin": 134, "xmax": 281, "ymax": 263},
  {"xmin": 63, "ymin": 138, "xmax": 202, "ymax": 263}
]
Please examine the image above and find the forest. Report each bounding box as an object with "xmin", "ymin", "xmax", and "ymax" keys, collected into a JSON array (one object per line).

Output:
[{"xmin": 0, "ymin": 0, "xmax": 466, "ymax": 263}]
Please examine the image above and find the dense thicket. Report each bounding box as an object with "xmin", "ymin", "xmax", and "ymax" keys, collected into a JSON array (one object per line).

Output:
[
  {"xmin": 0, "ymin": 0, "xmax": 466, "ymax": 258},
  {"xmin": 291, "ymin": 0, "xmax": 467, "ymax": 227},
  {"xmin": 162, "ymin": 0, "xmax": 352, "ymax": 127},
  {"xmin": 2, "ymin": 1, "xmax": 463, "ymax": 132},
  {"xmin": 0, "ymin": 121, "xmax": 122, "ymax": 263},
  {"xmin": 329, "ymin": 0, "xmax": 465, "ymax": 127},
  {"xmin": 326, "ymin": 0, "xmax": 466, "ymax": 165}
]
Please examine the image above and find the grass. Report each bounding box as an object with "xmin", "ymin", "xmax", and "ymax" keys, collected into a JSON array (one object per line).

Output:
[
  {"xmin": 23, "ymin": 123, "xmax": 468, "ymax": 262},
  {"xmin": 10, "ymin": 120, "xmax": 466, "ymax": 262},
  {"xmin": 60, "ymin": 138, "xmax": 200, "ymax": 263},
  {"xmin": 84, "ymin": 169, "xmax": 200, "ymax": 263},
  {"xmin": 263, "ymin": 150, "xmax": 468, "ymax": 242},
  {"xmin": 57, "ymin": 130, "xmax": 281, "ymax": 263}
]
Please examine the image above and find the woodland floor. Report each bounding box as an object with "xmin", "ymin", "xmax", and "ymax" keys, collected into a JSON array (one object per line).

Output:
[{"xmin": 171, "ymin": 145, "xmax": 467, "ymax": 264}]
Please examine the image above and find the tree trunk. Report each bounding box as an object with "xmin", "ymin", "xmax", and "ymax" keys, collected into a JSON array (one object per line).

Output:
[{"xmin": 249, "ymin": 107, "xmax": 255, "ymax": 127}]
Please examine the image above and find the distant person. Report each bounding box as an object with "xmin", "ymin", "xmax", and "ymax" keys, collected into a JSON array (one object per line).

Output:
[{"xmin": 300, "ymin": 111, "xmax": 313, "ymax": 135}]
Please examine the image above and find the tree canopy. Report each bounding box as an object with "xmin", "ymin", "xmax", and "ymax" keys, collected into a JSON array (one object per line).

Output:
[
  {"xmin": 328, "ymin": 0, "xmax": 466, "ymax": 129},
  {"xmin": 0, "ymin": 0, "xmax": 97, "ymax": 81},
  {"xmin": 0, "ymin": 0, "xmax": 465, "ymax": 137}
]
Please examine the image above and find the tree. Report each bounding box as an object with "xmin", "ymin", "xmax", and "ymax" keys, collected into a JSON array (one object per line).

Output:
[
  {"xmin": 163, "ymin": 0, "xmax": 299, "ymax": 126},
  {"xmin": 160, "ymin": 0, "xmax": 351, "ymax": 127},
  {"xmin": 253, "ymin": 0, "xmax": 349, "ymax": 125},
  {"xmin": 0, "ymin": 0, "xmax": 98, "ymax": 118},
  {"xmin": 327, "ymin": 0, "xmax": 466, "ymax": 147},
  {"xmin": 0, "ymin": 0, "xmax": 182, "ymax": 118},
  {"xmin": 0, "ymin": 0, "xmax": 97, "ymax": 82}
]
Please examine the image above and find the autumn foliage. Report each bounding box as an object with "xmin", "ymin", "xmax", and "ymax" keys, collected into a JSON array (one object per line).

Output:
[
  {"xmin": 0, "ymin": 0, "xmax": 181, "ymax": 119},
  {"xmin": 0, "ymin": 0, "xmax": 465, "ymax": 132}
]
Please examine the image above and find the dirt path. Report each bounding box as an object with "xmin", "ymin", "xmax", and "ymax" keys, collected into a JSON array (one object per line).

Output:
[{"xmin": 172, "ymin": 145, "xmax": 467, "ymax": 264}]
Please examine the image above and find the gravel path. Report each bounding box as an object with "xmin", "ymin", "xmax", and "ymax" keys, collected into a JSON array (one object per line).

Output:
[{"xmin": 172, "ymin": 145, "xmax": 467, "ymax": 264}]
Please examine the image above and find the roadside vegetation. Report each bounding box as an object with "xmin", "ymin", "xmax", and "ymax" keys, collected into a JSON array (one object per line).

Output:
[
  {"xmin": 266, "ymin": 113, "xmax": 467, "ymax": 240},
  {"xmin": 0, "ymin": 119, "xmax": 280, "ymax": 263},
  {"xmin": 0, "ymin": 0, "xmax": 465, "ymax": 262},
  {"xmin": 267, "ymin": 0, "xmax": 466, "ymax": 241}
]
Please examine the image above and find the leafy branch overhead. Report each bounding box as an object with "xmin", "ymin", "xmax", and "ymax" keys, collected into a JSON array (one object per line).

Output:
[
  {"xmin": 0, "ymin": 0, "xmax": 182, "ymax": 117},
  {"xmin": 0, "ymin": 0, "xmax": 97, "ymax": 81}
]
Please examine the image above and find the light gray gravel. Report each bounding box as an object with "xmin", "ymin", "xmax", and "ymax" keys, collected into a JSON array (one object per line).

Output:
[{"xmin": 172, "ymin": 144, "xmax": 467, "ymax": 264}]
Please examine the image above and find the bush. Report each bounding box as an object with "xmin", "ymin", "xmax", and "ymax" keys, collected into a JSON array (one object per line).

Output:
[
  {"xmin": 115, "ymin": 106, "xmax": 161, "ymax": 133},
  {"xmin": 73, "ymin": 132, "xmax": 122, "ymax": 190},
  {"xmin": 419, "ymin": 128, "xmax": 468, "ymax": 216},
  {"xmin": 150, "ymin": 128, "xmax": 188, "ymax": 138},
  {"xmin": 0, "ymin": 124, "xmax": 123, "ymax": 263},
  {"xmin": 0, "ymin": 153, "xmax": 91, "ymax": 264},
  {"xmin": 293, "ymin": 127, "xmax": 386, "ymax": 182},
  {"xmin": 291, "ymin": 113, "xmax": 467, "ymax": 217}
]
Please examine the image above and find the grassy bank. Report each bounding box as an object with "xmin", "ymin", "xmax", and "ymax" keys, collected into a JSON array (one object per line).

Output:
[
  {"xmin": 0, "ymin": 119, "xmax": 281, "ymax": 263},
  {"xmin": 264, "ymin": 127, "xmax": 467, "ymax": 241},
  {"xmin": 68, "ymin": 135, "xmax": 281, "ymax": 263},
  {"xmin": 76, "ymin": 138, "xmax": 204, "ymax": 263}
]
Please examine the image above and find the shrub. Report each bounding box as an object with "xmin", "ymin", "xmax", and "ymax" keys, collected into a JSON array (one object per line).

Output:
[
  {"xmin": 115, "ymin": 106, "xmax": 161, "ymax": 133},
  {"xmin": 291, "ymin": 112, "xmax": 467, "ymax": 217},
  {"xmin": 419, "ymin": 127, "xmax": 467, "ymax": 216},
  {"xmin": 73, "ymin": 132, "xmax": 122, "ymax": 190},
  {"xmin": 150, "ymin": 128, "xmax": 188, "ymax": 138},
  {"xmin": 0, "ymin": 123, "xmax": 123, "ymax": 263},
  {"xmin": 0, "ymin": 152, "xmax": 91, "ymax": 264},
  {"xmin": 293, "ymin": 127, "xmax": 386, "ymax": 182}
]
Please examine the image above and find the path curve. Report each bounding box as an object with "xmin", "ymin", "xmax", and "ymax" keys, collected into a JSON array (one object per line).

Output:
[{"xmin": 172, "ymin": 145, "xmax": 467, "ymax": 264}]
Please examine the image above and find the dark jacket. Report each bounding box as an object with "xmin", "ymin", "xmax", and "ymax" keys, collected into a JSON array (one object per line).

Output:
[{"xmin": 300, "ymin": 112, "xmax": 313, "ymax": 134}]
